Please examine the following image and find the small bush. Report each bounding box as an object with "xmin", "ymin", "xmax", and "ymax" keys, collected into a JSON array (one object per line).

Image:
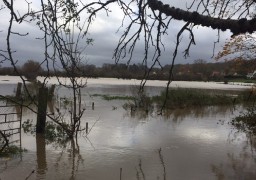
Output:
[
  {"xmin": 0, "ymin": 145, "xmax": 26, "ymax": 157},
  {"xmin": 231, "ymin": 106, "xmax": 256, "ymax": 134}
]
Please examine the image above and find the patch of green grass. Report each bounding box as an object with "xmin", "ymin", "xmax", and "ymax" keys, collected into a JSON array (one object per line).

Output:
[
  {"xmin": 152, "ymin": 88, "xmax": 236, "ymax": 108},
  {"xmin": 92, "ymin": 94, "xmax": 135, "ymax": 101}
]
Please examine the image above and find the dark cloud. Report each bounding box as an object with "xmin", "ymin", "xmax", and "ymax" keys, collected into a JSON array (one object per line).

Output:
[{"xmin": 0, "ymin": 1, "xmax": 231, "ymax": 68}]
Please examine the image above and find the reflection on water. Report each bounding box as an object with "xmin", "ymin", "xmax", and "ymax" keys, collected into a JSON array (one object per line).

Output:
[
  {"xmin": 51, "ymin": 139, "xmax": 84, "ymax": 180},
  {"xmin": 125, "ymin": 104, "xmax": 235, "ymax": 126},
  {"xmin": 36, "ymin": 134, "xmax": 47, "ymax": 179},
  {"xmin": 211, "ymin": 140, "xmax": 256, "ymax": 180},
  {"xmin": 163, "ymin": 105, "xmax": 235, "ymax": 122},
  {"xmin": 0, "ymin": 84, "xmax": 256, "ymax": 180}
]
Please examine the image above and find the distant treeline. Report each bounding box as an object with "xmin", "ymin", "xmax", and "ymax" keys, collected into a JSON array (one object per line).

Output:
[{"xmin": 0, "ymin": 59, "xmax": 255, "ymax": 81}]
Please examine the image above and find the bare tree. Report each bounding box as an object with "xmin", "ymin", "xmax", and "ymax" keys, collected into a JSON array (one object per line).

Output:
[{"xmin": 33, "ymin": 0, "xmax": 93, "ymax": 138}]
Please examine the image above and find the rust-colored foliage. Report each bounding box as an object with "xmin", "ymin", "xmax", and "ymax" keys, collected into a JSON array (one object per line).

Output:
[{"xmin": 216, "ymin": 34, "xmax": 256, "ymax": 61}]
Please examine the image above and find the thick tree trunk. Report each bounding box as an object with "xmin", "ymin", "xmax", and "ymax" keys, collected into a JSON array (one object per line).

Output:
[
  {"xmin": 36, "ymin": 87, "xmax": 48, "ymax": 134},
  {"xmin": 148, "ymin": 0, "xmax": 256, "ymax": 35}
]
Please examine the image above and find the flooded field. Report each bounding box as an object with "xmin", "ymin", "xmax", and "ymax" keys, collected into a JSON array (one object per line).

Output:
[{"xmin": 0, "ymin": 76, "xmax": 256, "ymax": 180}]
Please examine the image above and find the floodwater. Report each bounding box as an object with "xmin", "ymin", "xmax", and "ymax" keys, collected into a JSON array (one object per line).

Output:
[{"xmin": 0, "ymin": 76, "xmax": 256, "ymax": 180}]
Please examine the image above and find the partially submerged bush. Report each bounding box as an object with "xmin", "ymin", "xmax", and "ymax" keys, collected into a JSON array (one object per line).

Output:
[
  {"xmin": 231, "ymin": 105, "xmax": 256, "ymax": 134},
  {"xmin": 22, "ymin": 119, "xmax": 70, "ymax": 146},
  {"xmin": 0, "ymin": 145, "xmax": 26, "ymax": 157}
]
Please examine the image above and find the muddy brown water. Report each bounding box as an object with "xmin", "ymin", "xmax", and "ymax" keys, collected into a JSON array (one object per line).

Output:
[{"xmin": 0, "ymin": 83, "xmax": 256, "ymax": 180}]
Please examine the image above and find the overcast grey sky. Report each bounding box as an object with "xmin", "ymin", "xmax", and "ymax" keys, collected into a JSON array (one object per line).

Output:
[{"xmin": 0, "ymin": 0, "xmax": 232, "ymax": 67}]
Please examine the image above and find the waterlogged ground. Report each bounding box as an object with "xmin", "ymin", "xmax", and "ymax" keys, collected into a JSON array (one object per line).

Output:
[
  {"xmin": 0, "ymin": 76, "xmax": 254, "ymax": 96},
  {"xmin": 0, "ymin": 76, "xmax": 256, "ymax": 180}
]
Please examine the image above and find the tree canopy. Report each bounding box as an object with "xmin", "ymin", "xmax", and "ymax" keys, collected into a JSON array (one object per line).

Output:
[{"xmin": 21, "ymin": 60, "xmax": 43, "ymax": 81}]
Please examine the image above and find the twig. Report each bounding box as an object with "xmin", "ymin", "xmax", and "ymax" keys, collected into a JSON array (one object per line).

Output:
[
  {"xmin": 158, "ymin": 148, "xmax": 166, "ymax": 180},
  {"xmin": 139, "ymin": 159, "xmax": 146, "ymax": 180},
  {"xmin": 25, "ymin": 170, "xmax": 35, "ymax": 180}
]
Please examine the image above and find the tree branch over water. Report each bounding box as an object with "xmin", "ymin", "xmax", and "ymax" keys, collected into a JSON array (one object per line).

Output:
[
  {"xmin": 148, "ymin": 0, "xmax": 256, "ymax": 36},
  {"xmin": 1, "ymin": 0, "xmax": 255, "ymax": 119}
]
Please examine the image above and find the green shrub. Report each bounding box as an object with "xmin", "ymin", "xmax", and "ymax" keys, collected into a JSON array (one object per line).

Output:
[{"xmin": 0, "ymin": 145, "xmax": 26, "ymax": 157}]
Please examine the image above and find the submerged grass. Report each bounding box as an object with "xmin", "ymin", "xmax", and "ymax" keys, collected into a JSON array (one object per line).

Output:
[
  {"xmin": 93, "ymin": 88, "xmax": 256, "ymax": 110},
  {"xmin": 152, "ymin": 88, "xmax": 256, "ymax": 109},
  {"xmin": 92, "ymin": 94, "xmax": 135, "ymax": 101},
  {"xmin": 152, "ymin": 88, "xmax": 235, "ymax": 108}
]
